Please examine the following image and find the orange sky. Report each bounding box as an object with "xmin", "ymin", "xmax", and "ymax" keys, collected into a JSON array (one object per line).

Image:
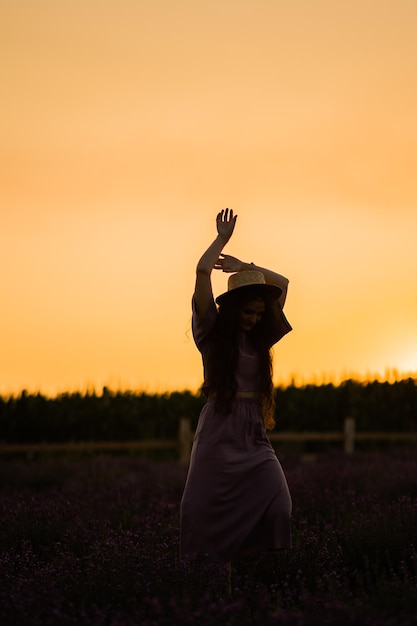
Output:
[{"xmin": 1, "ymin": 0, "xmax": 416, "ymax": 395}]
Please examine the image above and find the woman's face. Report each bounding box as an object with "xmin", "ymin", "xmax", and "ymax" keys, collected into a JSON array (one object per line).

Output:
[{"xmin": 239, "ymin": 298, "xmax": 266, "ymax": 332}]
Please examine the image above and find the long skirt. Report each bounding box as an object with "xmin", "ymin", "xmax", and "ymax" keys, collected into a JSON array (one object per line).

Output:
[{"xmin": 180, "ymin": 397, "xmax": 292, "ymax": 562}]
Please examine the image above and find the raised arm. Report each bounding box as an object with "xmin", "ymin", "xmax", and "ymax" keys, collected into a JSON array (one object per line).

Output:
[
  {"xmin": 215, "ymin": 254, "xmax": 289, "ymax": 308},
  {"xmin": 194, "ymin": 209, "xmax": 237, "ymax": 316}
]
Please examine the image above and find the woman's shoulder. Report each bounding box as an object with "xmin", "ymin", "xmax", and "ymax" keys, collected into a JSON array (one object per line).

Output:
[
  {"xmin": 191, "ymin": 296, "xmax": 217, "ymax": 350},
  {"xmin": 269, "ymin": 304, "xmax": 292, "ymax": 345}
]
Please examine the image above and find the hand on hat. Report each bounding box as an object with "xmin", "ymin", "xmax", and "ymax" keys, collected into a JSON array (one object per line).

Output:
[{"xmin": 214, "ymin": 254, "xmax": 243, "ymax": 273}]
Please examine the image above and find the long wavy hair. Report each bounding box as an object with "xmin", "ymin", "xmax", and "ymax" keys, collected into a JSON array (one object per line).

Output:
[{"xmin": 205, "ymin": 287, "xmax": 277, "ymax": 429}]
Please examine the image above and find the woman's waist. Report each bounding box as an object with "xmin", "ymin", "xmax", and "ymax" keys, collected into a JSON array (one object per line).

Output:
[{"xmin": 208, "ymin": 391, "xmax": 261, "ymax": 402}]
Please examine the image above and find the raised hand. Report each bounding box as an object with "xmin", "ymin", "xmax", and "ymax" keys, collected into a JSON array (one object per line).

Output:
[{"xmin": 216, "ymin": 208, "xmax": 237, "ymax": 242}]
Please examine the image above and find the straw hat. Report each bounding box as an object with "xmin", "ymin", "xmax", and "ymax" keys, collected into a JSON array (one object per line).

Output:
[{"xmin": 215, "ymin": 270, "xmax": 282, "ymax": 305}]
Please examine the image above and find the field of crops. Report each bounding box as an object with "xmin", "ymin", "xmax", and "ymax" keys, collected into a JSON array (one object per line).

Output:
[{"xmin": 1, "ymin": 450, "xmax": 416, "ymax": 625}]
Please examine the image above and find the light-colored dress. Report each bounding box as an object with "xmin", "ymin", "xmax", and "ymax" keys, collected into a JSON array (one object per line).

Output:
[{"xmin": 180, "ymin": 296, "xmax": 292, "ymax": 562}]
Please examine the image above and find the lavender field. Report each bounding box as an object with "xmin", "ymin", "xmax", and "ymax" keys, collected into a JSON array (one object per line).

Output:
[{"xmin": 1, "ymin": 451, "xmax": 417, "ymax": 625}]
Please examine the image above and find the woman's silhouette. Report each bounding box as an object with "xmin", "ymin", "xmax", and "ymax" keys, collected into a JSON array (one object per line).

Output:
[{"xmin": 180, "ymin": 209, "xmax": 293, "ymax": 583}]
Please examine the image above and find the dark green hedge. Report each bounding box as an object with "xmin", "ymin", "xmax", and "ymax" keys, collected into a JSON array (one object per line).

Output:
[
  {"xmin": 275, "ymin": 378, "xmax": 417, "ymax": 432},
  {"xmin": 0, "ymin": 379, "xmax": 416, "ymax": 443}
]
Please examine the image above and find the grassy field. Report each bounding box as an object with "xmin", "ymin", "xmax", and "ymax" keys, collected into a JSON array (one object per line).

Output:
[{"xmin": 1, "ymin": 450, "xmax": 416, "ymax": 625}]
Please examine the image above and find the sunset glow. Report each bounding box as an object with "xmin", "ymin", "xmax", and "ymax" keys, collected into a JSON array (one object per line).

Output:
[{"xmin": 1, "ymin": 0, "xmax": 416, "ymax": 395}]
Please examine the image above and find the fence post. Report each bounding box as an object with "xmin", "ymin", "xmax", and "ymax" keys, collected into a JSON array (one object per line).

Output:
[
  {"xmin": 344, "ymin": 417, "xmax": 355, "ymax": 454},
  {"xmin": 178, "ymin": 417, "xmax": 192, "ymax": 463}
]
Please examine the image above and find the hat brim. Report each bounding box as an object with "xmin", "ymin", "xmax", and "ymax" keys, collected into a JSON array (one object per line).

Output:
[{"xmin": 215, "ymin": 283, "xmax": 282, "ymax": 305}]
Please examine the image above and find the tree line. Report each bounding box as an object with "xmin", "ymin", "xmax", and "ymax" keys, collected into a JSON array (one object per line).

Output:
[{"xmin": 0, "ymin": 379, "xmax": 416, "ymax": 444}]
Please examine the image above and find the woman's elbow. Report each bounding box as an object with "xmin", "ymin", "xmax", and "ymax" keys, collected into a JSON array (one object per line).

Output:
[{"xmin": 196, "ymin": 264, "xmax": 211, "ymax": 276}]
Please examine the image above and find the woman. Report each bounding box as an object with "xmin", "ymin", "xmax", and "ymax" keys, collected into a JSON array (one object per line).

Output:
[{"xmin": 180, "ymin": 208, "xmax": 292, "ymax": 566}]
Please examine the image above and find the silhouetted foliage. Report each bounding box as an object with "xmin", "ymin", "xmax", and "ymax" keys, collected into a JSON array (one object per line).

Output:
[
  {"xmin": 1, "ymin": 452, "xmax": 417, "ymax": 624},
  {"xmin": 275, "ymin": 378, "xmax": 417, "ymax": 432},
  {"xmin": 0, "ymin": 379, "xmax": 416, "ymax": 444}
]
